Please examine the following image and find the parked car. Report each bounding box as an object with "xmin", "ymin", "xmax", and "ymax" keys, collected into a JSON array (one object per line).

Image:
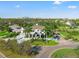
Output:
[{"xmin": 27, "ymin": 46, "xmax": 42, "ymax": 55}]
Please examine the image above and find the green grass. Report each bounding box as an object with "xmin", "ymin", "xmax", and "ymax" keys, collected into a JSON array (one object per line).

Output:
[
  {"xmin": 0, "ymin": 31, "xmax": 18, "ymax": 38},
  {"xmin": 60, "ymin": 32, "xmax": 69, "ymax": 37},
  {"xmin": 32, "ymin": 40, "xmax": 58, "ymax": 46},
  {"xmin": 0, "ymin": 31, "xmax": 9, "ymax": 36},
  {"xmin": 0, "ymin": 31, "xmax": 13, "ymax": 38},
  {"xmin": 60, "ymin": 31, "xmax": 79, "ymax": 41},
  {"xmin": 51, "ymin": 48, "xmax": 79, "ymax": 58}
]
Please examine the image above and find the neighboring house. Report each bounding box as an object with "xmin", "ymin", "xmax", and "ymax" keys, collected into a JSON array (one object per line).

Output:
[
  {"xmin": 9, "ymin": 24, "xmax": 24, "ymax": 33},
  {"xmin": 29, "ymin": 24, "xmax": 46, "ymax": 38},
  {"xmin": 9, "ymin": 24, "xmax": 26, "ymax": 44},
  {"xmin": 66, "ymin": 21, "xmax": 76, "ymax": 28}
]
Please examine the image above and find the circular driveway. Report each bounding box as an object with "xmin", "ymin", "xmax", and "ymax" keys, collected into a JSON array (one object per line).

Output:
[{"xmin": 35, "ymin": 39, "xmax": 79, "ymax": 58}]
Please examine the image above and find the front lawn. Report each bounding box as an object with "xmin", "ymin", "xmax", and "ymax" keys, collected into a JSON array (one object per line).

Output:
[
  {"xmin": 32, "ymin": 40, "xmax": 58, "ymax": 46},
  {"xmin": 51, "ymin": 48, "xmax": 79, "ymax": 58}
]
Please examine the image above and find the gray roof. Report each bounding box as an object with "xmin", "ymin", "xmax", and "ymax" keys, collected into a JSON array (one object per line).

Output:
[{"xmin": 9, "ymin": 24, "xmax": 21, "ymax": 29}]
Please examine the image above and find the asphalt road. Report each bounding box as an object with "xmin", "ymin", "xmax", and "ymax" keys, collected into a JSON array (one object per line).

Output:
[{"xmin": 35, "ymin": 39, "xmax": 79, "ymax": 58}]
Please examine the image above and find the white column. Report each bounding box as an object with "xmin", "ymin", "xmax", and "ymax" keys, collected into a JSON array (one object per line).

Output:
[
  {"xmin": 40, "ymin": 34, "xmax": 41, "ymax": 38},
  {"xmin": 29, "ymin": 33, "xmax": 30, "ymax": 38},
  {"xmin": 35, "ymin": 34, "xmax": 37, "ymax": 39},
  {"xmin": 32, "ymin": 34, "xmax": 33, "ymax": 38}
]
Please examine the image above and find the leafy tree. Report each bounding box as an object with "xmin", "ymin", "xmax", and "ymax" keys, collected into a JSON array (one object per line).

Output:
[{"xmin": 18, "ymin": 40, "xmax": 32, "ymax": 55}]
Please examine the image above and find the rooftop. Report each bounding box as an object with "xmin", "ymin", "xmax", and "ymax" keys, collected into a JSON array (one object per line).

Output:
[{"xmin": 32, "ymin": 24, "xmax": 45, "ymax": 30}]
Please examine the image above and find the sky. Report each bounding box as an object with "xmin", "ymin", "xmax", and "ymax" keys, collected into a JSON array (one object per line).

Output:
[{"xmin": 0, "ymin": 1, "xmax": 79, "ymax": 18}]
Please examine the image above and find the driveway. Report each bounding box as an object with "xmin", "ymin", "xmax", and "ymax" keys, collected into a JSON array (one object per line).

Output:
[{"xmin": 35, "ymin": 39, "xmax": 79, "ymax": 58}]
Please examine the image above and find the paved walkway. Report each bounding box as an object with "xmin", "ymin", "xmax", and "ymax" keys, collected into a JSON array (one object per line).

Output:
[{"xmin": 35, "ymin": 39, "xmax": 79, "ymax": 58}]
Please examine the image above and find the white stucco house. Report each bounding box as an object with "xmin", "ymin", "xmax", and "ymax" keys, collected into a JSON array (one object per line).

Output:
[
  {"xmin": 66, "ymin": 21, "xmax": 71, "ymax": 26},
  {"xmin": 9, "ymin": 24, "xmax": 24, "ymax": 33},
  {"xmin": 65, "ymin": 21, "xmax": 76, "ymax": 28},
  {"xmin": 28, "ymin": 24, "xmax": 46, "ymax": 39},
  {"xmin": 9, "ymin": 24, "xmax": 26, "ymax": 43},
  {"xmin": 16, "ymin": 32, "xmax": 26, "ymax": 44}
]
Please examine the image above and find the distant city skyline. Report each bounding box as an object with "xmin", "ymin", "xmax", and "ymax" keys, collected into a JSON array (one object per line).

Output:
[{"xmin": 0, "ymin": 1, "xmax": 79, "ymax": 18}]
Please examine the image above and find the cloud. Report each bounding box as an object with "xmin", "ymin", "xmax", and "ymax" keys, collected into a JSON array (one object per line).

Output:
[
  {"xmin": 68, "ymin": 6, "xmax": 77, "ymax": 9},
  {"xmin": 16, "ymin": 5, "xmax": 20, "ymax": 8},
  {"xmin": 53, "ymin": 1, "xmax": 62, "ymax": 5}
]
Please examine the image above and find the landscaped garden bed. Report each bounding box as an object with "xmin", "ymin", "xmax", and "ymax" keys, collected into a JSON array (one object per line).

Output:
[{"xmin": 31, "ymin": 39, "xmax": 58, "ymax": 46}]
